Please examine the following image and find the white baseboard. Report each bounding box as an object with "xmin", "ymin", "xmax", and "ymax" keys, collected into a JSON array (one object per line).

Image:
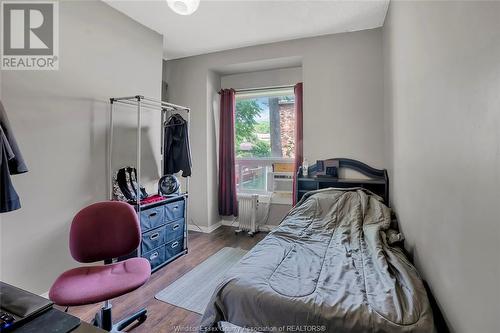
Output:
[
  {"xmin": 220, "ymin": 219, "xmax": 237, "ymax": 227},
  {"xmin": 186, "ymin": 219, "xmax": 279, "ymax": 234},
  {"xmin": 221, "ymin": 219, "xmax": 278, "ymax": 232},
  {"xmin": 187, "ymin": 221, "xmax": 222, "ymax": 233}
]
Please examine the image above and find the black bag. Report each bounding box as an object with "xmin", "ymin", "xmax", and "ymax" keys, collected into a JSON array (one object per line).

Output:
[{"xmin": 116, "ymin": 167, "xmax": 148, "ymax": 202}]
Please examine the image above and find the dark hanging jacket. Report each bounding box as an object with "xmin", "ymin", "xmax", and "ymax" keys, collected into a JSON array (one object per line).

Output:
[
  {"xmin": 163, "ymin": 114, "xmax": 191, "ymax": 177},
  {"xmin": 0, "ymin": 101, "xmax": 28, "ymax": 213}
]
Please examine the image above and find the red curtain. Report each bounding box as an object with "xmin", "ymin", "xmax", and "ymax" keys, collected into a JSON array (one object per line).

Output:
[
  {"xmin": 218, "ymin": 89, "xmax": 238, "ymax": 216},
  {"xmin": 293, "ymin": 82, "xmax": 303, "ymax": 205}
]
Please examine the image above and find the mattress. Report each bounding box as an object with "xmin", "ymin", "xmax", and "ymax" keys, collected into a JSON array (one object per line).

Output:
[{"xmin": 200, "ymin": 188, "xmax": 436, "ymax": 333}]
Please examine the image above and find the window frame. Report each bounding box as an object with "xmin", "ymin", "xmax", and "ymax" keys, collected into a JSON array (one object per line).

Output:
[{"xmin": 234, "ymin": 87, "xmax": 296, "ymax": 195}]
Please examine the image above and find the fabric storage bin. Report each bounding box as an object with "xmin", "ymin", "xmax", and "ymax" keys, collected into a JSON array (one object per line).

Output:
[
  {"xmin": 165, "ymin": 238, "xmax": 183, "ymax": 260},
  {"xmin": 142, "ymin": 246, "xmax": 165, "ymax": 270},
  {"xmin": 165, "ymin": 218, "xmax": 185, "ymax": 243},
  {"xmin": 164, "ymin": 199, "xmax": 184, "ymax": 222},
  {"xmin": 141, "ymin": 225, "xmax": 167, "ymax": 254},
  {"xmin": 139, "ymin": 205, "xmax": 164, "ymax": 231}
]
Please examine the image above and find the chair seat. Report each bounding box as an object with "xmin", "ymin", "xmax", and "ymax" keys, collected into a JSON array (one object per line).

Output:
[{"xmin": 49, "ymin": 258, "xmax": 151, "ymax": 306}]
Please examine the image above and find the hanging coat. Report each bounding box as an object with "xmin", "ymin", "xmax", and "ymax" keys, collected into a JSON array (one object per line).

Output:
[
  {"xmin": 0, "ymin": 101, "xmax": 28, "ymax": 213},
  {"xmin": 163, "ymin": 114, "xmax": 192, "ymax": 177},
  {"xmin": 0, "ymin": 101, "xmax": 28, "ymax": 175},
  {"xmin": 0, "ymin": 126, "xmax": 21, "ymax": 212}
]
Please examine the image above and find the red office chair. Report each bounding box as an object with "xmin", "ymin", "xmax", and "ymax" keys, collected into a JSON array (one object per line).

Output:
[{"xmin": 49, "ymin": 201, "xmax": 151, "ymax": 332}]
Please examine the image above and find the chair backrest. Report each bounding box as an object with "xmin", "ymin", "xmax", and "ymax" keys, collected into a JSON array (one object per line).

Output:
[{"xmin": 69, "ymin": 201, "xmax": 140, "ymax": 263}]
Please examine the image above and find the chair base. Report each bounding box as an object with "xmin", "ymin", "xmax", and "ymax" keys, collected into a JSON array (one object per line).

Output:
[{"xmin": 92, "ymin": 302, "xmax": 147, "ymax": 332}]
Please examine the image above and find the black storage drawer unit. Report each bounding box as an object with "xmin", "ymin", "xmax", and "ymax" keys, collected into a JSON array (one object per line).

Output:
[{"xmin": 129, "ymin": 195, "xmax": 188, "ymax": 272}]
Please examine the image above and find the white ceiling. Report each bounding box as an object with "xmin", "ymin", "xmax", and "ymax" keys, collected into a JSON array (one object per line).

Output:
[{"xmin": 104, "ymin": 0, "xmax": 389, "ymax": 60}]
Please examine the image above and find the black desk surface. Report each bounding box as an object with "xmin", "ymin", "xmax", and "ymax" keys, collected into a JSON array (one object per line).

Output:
[
  {"xmin": 11, "ymin": 308, "xmax": 104, "ymax": 333},
  {"xmin": 0, "ymin": 280, "xmax": 104, "ymax": 333},
  {"xmin": 74, "ymin": 322, "xmax": 106, "ymax": 333}
]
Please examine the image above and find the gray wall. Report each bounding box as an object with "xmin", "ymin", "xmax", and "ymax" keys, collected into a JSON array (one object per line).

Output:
[
  {"xmin": 206, "ymin": 70, "xmax": 221, "ymax": 230},
  {"xmin": 383, "ymin": 2, "xmax": 500, "ymax": 332},
  {"xmin": 1, "ymin": 0, "xmax": 163, "ymax": 293},
  {"xmin": 0, "ymin": 66, "xmax": 2, "ymax": 281},
  {"xmin": 220, "ymin": 67, "xmax": 302, "ymax": 90},
  {"xmin": 163, "ymin": 28, "xmax": 385, "ymax": 228}
]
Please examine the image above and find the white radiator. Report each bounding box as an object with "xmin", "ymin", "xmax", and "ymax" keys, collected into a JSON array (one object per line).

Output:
[{"xmin": 236, "ymin": 194, "xmax": 259, "ymax": 236}]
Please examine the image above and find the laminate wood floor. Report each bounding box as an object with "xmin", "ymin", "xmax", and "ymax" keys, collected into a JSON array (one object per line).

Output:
[{"xmin": 58, "ymin": 226, "xmax": 266, "ymax": 333}]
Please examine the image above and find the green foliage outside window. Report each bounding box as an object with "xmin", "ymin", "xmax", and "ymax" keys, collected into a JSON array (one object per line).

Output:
[
  {"xmin": 254, "ymin": 121, "xmax": 270, "ymax": 134},
  {"xmin": 235, "ymin": 99, "xmax": 271, "ymax": 158},
  {"xmin": 249, "ymin": 140, "xmax": 271, "ymax": 157}
]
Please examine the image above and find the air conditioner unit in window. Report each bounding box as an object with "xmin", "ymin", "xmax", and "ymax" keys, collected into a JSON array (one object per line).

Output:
[
  {"xmin": 266, "ymin": 171, "xmax": 294, "ymax": 205},
  {"xmin": 267, "ymin": 171, "xmax": 293, "ymax": 193}
]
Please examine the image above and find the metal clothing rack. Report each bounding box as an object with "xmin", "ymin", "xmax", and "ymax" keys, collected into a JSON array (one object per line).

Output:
[{"xmin": 108, "ymin": 95, "xmax": 191, "ymax": 254}]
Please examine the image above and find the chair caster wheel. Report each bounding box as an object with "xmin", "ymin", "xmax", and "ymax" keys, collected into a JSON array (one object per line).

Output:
[
  {"xmin": 138, "ymin": 314, "xmax": 147, "ymax": 324},
  {"xmin": 91, "ymin": 313, "xmax": 100, "ymax": 327}
]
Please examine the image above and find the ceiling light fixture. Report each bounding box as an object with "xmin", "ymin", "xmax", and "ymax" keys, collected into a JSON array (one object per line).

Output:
[{"xmin": 167, "ymin": 0, "xmax": 200, "ymax": 16}]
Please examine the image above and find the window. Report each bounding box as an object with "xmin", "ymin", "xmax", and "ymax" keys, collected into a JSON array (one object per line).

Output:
[{"xmin": 235, "ymin": 88, "xmax": 295, "ymax": 194}]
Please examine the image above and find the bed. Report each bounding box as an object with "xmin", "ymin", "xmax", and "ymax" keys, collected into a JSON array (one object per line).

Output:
[{"xmin": 200, "ymin": 159, "xmax": 436, "ymax": 333}]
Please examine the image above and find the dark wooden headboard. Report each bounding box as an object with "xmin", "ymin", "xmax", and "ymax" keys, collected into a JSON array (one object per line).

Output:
[{"xmin": 296, "ymin": 158, "xmax": 389, "ymax": 204}]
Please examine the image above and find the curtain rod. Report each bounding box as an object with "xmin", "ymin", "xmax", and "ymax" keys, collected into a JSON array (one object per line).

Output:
[{"xmin": 234, "ymin": 85, "xmax": 295, "ymax": 94}]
